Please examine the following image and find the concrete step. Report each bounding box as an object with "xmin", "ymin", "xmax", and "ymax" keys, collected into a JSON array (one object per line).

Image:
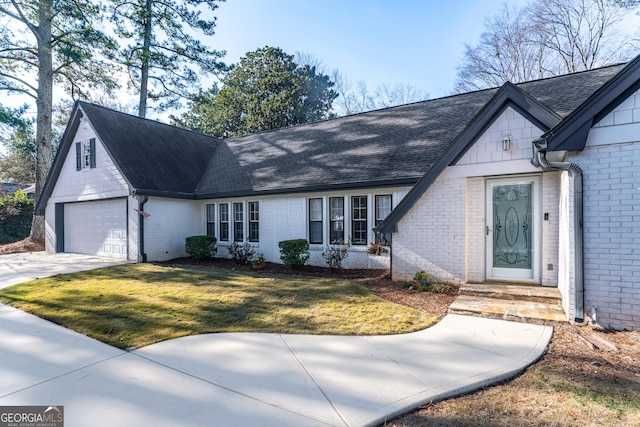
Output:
[
  {"xmin": 460, "ymin": 283, "xmax": 562, "ymax": 305},
  {"xmin": 449, "ymin": 294, "xmax": 567, "ymax": 323}
]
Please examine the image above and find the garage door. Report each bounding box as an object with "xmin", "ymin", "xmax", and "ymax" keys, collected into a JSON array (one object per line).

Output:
[{"xmin": 64, "ymin": 199, "xmax": 127, "ymax": 259}]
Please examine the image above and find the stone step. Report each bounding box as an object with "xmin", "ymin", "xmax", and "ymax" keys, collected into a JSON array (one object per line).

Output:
[
  {"xmin": 449, "ymin": 294, "xmax": 567, "ymax": 323},
  {"xmin": 460, "ymin": 283, "xmax": 562, "ymax": 305}
]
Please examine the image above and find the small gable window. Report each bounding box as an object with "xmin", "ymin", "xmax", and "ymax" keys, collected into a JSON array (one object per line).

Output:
[{"xmin": 76, "ymin": 138, "xmax": 96, "ymax": 170}]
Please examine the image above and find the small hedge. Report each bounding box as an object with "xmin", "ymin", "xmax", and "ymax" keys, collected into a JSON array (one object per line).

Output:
[
  {"xmin": 185, "ymin": 235, "xmax": 217, "ymax": 261},
  {"xmin": 0, "ymin": 190, "xmax": 33, "ymax": 244},
  {"xmin": 227, "ymin": 242, "xmax": 255, "ymax": 265},
  {"xmin": 278, "ymin": 239, "xmax": 310, "ymax": 269}
]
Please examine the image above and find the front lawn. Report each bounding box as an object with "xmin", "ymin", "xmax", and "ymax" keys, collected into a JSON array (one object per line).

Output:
[{"xmin": 0, "ymin": 263, "xmax": 437, "ymax": 349}]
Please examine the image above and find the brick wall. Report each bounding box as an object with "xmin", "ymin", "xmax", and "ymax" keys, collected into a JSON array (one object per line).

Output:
[
  {"xmin": 143, "ymin": 198, "xmax": 201, "ymax": 261},
  {"xmin": 393, "ymin": 175, "xmax": 467, "ymax": 282},
  {"xmin": 572, "ymin": 88, "xmax": 640, "ymax": 330},
  {"xmin": 199, "ymin": 187, "xmax": 409, "ymax": 269},
  {"xmin": 393, "ymin": 106, "xmax": 554, "ymax": 284},
  {"xmin": 572, "ymin": 141, "xmax": 640, "ymax": 330}
]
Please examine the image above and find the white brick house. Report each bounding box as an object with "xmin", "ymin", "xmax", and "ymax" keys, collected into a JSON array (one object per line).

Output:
[{"xmin": 38, "ymin": 56, "xmax": 640, "ymax": 330}]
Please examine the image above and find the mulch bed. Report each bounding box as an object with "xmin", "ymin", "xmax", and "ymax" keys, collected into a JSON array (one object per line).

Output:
[
  {"xmin": 161, "ymin": 257, "xmax": 458, "ymax": 319},
  {"xmin": 0, "ymin": 238, "xmax": 45, "ymax": 255}
]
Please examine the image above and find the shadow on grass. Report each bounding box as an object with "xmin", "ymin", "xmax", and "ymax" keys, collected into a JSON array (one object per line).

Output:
[{"xmin": 0, "ymin": 264, "xmax": 436, "ymax": 349}]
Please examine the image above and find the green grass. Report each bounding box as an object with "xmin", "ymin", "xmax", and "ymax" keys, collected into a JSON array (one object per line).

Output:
[{"xmin": 0, "ymin": 263, "xmax": 437, "ymax": 349}]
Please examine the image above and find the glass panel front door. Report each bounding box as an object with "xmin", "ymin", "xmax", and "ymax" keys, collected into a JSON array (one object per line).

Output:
[
  {"xmin": 493, "ymin": 184, "xmax": 532, "ymax": 269},
  {"xmin": 486, "ymin": 177, "xmax": 540, "ymax": 282}
]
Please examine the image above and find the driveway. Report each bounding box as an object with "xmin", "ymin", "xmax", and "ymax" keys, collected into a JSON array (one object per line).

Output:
[
  {"xmin": 0, "ymin": 252, "xmax": 553, "ymax": 426},
  {"xmin": 0, "ymin": 252, "xmax": 130, "ymax": 289}
]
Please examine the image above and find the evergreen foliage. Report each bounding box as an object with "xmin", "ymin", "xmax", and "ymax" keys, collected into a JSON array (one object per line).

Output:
[
  {"xmin": 0, "ymin": 190, "xmax": 34, "ymax": 243},
  {"xmin": 278, "ymin": 239, "xmax": 310, "ymax": 269}
]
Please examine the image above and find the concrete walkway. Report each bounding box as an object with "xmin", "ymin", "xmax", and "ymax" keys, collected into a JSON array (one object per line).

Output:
[
  {"xmin": 0, "ymin": 252, "xmax": 129, "ymax": 289},
  {"xmin": 0, "ymin": 253, "xmax": 553, "ymax": 426}
]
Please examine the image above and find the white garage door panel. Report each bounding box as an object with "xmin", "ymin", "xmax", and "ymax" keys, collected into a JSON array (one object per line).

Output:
[{"xmin": 64, "ymin": 199, "xmax": 127, "ymax": 259}]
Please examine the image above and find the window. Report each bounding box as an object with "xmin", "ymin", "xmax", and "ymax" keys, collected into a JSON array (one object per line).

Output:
[
  {"xmin": 206, "ymin": 204, "xmax": 215, "ymax": 237},
  {"xmin": 219, "ymin": 204, "xmax": 229, "ymax": 241},
  {"xmin": 352, "ymin": 196, "xmax": 367, "ymax": 245},
  {"xmin": 329, "ymin": 197, "xmax": 344, "ymax": 243},
  {"xmin": 248, "ymin": 201, "xmax": 259, "ymax": 242},
  {"xmin": 233, "ymin": 202, "xmax": 244, "ymax": 242},
  {"xmin": 75, "ymin": 138, "xmax": 96, "ymax": 171},
  {"xmin": 375, "ymin": 195, "xmax": 392, "ymax": 245},
  {"xmin": 309, "ymin": 198, "xmax": 323, "ymax": 244}
]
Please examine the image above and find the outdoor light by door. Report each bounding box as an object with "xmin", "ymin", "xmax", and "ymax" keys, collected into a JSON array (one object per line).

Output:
[{"xmin": 502, "ymin": 136, "xmax": 511, "ymax": 151}]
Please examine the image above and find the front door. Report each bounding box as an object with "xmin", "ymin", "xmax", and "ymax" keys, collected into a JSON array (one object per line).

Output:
[{"xmin": 486, "ymin": 176, "xmax": 540, "ymax": 282}]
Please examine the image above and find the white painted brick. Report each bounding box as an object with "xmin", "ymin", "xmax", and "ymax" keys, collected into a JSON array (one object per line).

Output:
[{"xmin": 570, "ymin": 140, "xmax": 640, "ymax": 330}]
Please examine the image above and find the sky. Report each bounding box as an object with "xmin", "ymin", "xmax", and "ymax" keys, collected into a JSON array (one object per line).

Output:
[
  {"xmin": 209, "ymin": 0, "xmax": 530, "ymax": 100},
  {"xmin": 2, "ymin": 0, "xmax": 638, "ymax": 122}
]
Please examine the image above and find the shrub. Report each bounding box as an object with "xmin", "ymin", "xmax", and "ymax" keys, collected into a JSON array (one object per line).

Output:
[
  {"xmin": 0, "ymin": 190, "xmax": 34, "ymax": 244},
  {"xmin": 322, "ymin": 239, "xmax": 351, "ymax": 273},
  {"xmin": 367, "ymin": 241, "xmax": 389, "ymax": 256},
  {"xmin": 412, "ymin": 271, "xmax": 430, "ymax": 291},
  {"xmin": 278, "ymin": 239, "xmax": 310, "ymax": 269},
  {"xmin": 410, "ymin": 271, "xmax": 455, "ymax": 293},
  {"xmin": 185, "ymin": 236, "xmax": 217, "ymax": 261},
  {"xmin": 228, "ymin": 242, "xmax": 255, "ymax": 265}
]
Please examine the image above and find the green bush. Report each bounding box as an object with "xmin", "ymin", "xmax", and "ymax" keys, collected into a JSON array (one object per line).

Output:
[
  {"xmin": 0, "ymin": 190, "xmax": 34, "ymax": 244},
  {"xmin": 228, "ymin": 242, "xmax": 255, "ymax": 265},
  {"xmin": 185, "ymin": 235, "xmax": 217, "ymax": 261},
  {"xmin": 278, "ymin": 239, "xmax": 310, "ymax": 269},
  {"xmin": 321, "ymin": 239, "xmax": 351, "ymax": 273}
]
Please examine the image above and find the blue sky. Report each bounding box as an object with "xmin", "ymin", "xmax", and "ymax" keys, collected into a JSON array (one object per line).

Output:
[{"xmin": 210, "ymin": 0, "xmax": 530, "ymax": 99}]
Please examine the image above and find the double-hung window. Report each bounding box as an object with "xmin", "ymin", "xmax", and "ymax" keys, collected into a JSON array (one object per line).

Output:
[
  {"xmin": 248, "ymin": 201, "xmax": 259, "ymax": 242},
  {"xmin": 329, "ymin": 197, "xmax": 344, "ymax": 243},
  {"xmin": 309, "ymin": 198, "xmax": 323, "ymax": 244},
  {"xmin": 75, "ymin": 138, "xmax": 96, "ymax": 170},
  {"xmin": 206, "ymin": 204, "xmax": 215, "ymax": 237},
  {"xmin": 352, "ymin": 196, "xmax": 367, "ymax": 245},
  {"xmin": 219, "ymin": 204, "xmax": 229, "ymax": 241},
  {"xmin": 233, "ymin": 202, "xmax": 244, "ymax": 242},
  {"xmin": 375, "ymin": 195, "xmax": 392, "ymax": 245}
]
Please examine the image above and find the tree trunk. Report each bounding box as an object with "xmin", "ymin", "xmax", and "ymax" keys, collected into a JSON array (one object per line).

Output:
[
  {"xmin": 137, "ymin": 0, "xmax": 153, "ymax": 117},
  {"xmin": 30, "ymin": 0, "xmax": 54, "ymax": 242}
]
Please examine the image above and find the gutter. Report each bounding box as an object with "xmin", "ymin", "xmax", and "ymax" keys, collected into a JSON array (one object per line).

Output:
[
  {"xmin": 531, "ymin": 140, "xmax": 584, "ymax": 323},
  {"xmin": 135, "ymin": 195, "xmax": 148, "ymax": 262}
]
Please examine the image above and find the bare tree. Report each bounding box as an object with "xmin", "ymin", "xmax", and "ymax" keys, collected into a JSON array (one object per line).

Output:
[
  {"xmin": 454, "ymin": 0, "xmax": 638, "ymax": 92},
  {"xmin": 331, "ymin": 70, "xmax": 429, "ymax": 116}
]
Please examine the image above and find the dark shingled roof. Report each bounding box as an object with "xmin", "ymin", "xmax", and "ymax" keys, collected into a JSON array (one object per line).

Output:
[
  {"xmin": 515, "ymin": 63, "xmax": 625, "ymax": 117},
  {"xmin": 196, "ymin": 63, "xmax": 625, "ymax": 197},
  {"xmin": 36, "ymin": 61, "xmax": 631, "ymax": 216},
  {"xmin": 196, "ymin": 88, "xmax": 498, "ymax": 196},
  {"xmin": 79, "ymin": 102, "xmax": 220, "ymax": 197}
]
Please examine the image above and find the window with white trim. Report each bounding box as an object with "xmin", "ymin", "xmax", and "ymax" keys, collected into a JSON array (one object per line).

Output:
[
  {"xmin": 233, "ymin": 202, "xmax": 244, "ymax": 242},
  {"xmin": 75, "ymin": 138, "xmax": 96, "ymax": 171},
  {"xmin": 248, "ymin": 201, "xmax": 259, "ymax": 242},
  {"xmin": 309, "ymin": 198, "xmax": 323, "ymax": 244},
  {"xmin": 375, "ymin": 195, "xmax": 392, "ymax": 245},
  {"xmin": 351, "ymin": 196, "xmax": 367, "ymax": 245},
  {"xmin": 219, "ymin": 204, "xmax": 229, "ymax": 241},
  {"xmin": 329, "ymin": 197, "xmax": 344, "ymax": 243},
  {"xmin": 206, "ymin": 204, "xmax": 215, "ymax": 237}
]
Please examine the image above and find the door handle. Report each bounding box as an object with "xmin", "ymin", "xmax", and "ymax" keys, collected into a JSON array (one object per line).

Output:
[{"xmin": 486, "ymin": 226, "xmax": 491, "ymax": 236}]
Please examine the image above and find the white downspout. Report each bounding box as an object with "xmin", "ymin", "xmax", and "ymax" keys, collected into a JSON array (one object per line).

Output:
[{"xmin": 532, "ymin": 140, "xmax": 585, "ymax": 323}]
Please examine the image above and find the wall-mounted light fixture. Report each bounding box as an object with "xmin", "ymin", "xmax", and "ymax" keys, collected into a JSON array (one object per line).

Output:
[{"xmin": 502, "ymin": 136, "xmax": 511, "ymax": 151}]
